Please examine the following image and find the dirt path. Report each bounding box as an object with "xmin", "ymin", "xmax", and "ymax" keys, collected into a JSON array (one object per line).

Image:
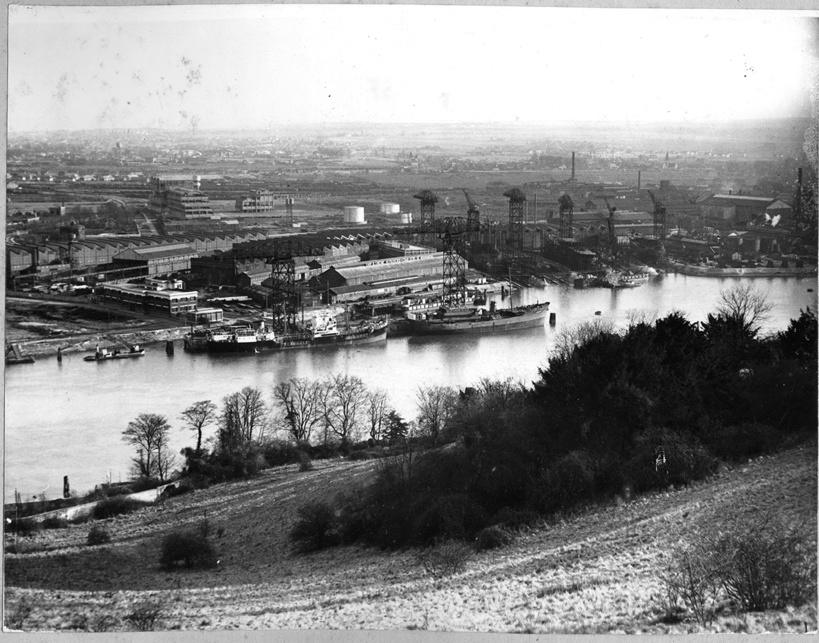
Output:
[{"xmin": 4, "ymin": 445, "xmax": 816, "ymax": 633}]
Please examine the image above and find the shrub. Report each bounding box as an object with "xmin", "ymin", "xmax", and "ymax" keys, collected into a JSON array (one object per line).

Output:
[
  {"xmin": 4, "ymin": 595, "xmax": 32, "ymax": 630},
  {"xmin": 661, "ymin": 542, "xmax": 718, "ymax": 627},
  {"xmin": 261, "ymin": 439, "xmax": 301, "ymax": 467},
  {"xmin": 290, "ymin": 501, "xmax": 340, "ymax": 553},
  {"xmin": 298, "ymin": 451, "xmax": 314, "ymax": 471},
  {"xmin": 7, "ymin": 518, "xmax": 40, "ymax": 537},
  {"xmin": 159, "ymin": 531, "xmax": 217, "ymax": 570},
  {"xmin": 93, "ymin": 496, "xmax": 143, "ymax": 520},
  {"xmin": 475, "ymin": 525, "xmax": 513, "ymax": 551},
  {"xmin": 491, "ymin": 507, "xmax": 541, "ymax": 530},
  {"xmin": 42, "ymin": 515, "xmax": 69, "ymax": 529},
  {"xmin": 411, "ymin": 493, "xmax": 487, "ymax": 544},
  {"xmin": 86, "ymin": 525, "xmax": 112, "ymax": 545},
  {"xmin": 124, "ymin": 599, "xmax": 163, "ymax": 631},
  {"xmin": 531, "ymin": 450, "xmax": 596, "ymax": 514},
  {"xmin": 418, "ymin": 540, "xmax": 473, "ymax": 578},
  {"xmin": 159, "ymin": 478, "xmax": 196, "ymax": 500},
  {"xmin": 704, "ymin": 423, "xmax": 780, "ymax": 461},
  {"xmin": 710, "ymin": 519, "xmax": 816, "ymax": 611},
  {"xmin": 627, "ymin": 428, "xmax": 718, "ymax": 493}
]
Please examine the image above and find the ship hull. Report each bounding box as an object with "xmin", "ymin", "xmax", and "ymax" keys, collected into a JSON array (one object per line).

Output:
[
  {"xmin": 406, "ymin": 305, "xmax": 548, "ymax": 335},
  {"xmin": 194, "ymin": 324, "xmax": 388, "ymax": 354}
]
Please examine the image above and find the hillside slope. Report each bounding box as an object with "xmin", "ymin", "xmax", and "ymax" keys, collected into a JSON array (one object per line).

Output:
[{"xmin": 4, "ymin": 444, "xmax": 816, "ymax": 633}]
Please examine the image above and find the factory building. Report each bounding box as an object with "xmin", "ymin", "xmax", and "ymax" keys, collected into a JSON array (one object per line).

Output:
[
  {"xmin": 380, "ymin": 203, "xmax": 400, "ymax": 215},
  {"xmin": 99, "ymin": 282, "xmax": 199, "ymax": 316},
  {"xmin": 166, "ymin": 187, "xmax": 214, "ymax": 219},
  {"xmin": 112, "ymin": 244, "xmax": 198, "ymax": 276},
  {"xmin": 699, "ymin": 194, "xmax": 775, "ymax": 227},
  {"xmin": 310, "ymin": 252, "xmax": 452, "ymax": 290},
  {"xmin": 236, "ymin": 190, "xmax": 276, "ymax": 213},
  {"xmin": 374, "ymin": 239, "xmax": 435, "ymax": 258}
]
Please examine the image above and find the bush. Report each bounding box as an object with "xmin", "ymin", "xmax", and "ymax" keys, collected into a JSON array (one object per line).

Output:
[
  {"xmin": 124, "ymin": 599, "xmax": 163, "ymax": 631},
  {"xmin": 42, "ymin": 515, "xmax": 68, "ymax": 529},
  {"xmin": 704, "ymin": 423, "xmax": 780, "ymax": 461},
  {"xmin": 710, "ymin": 519, "xmax": 816, "ymax": 611},
  {"xmin": 261, "ymin": 439, "xmax": 301, "ymax": 467},
  {"xmin": 159, "ymin": 479, "xmax": 196, "ymax": 500},
  {"xmin": 159, "ymin": 530, "xmax": 217, "ymax": 570},
  {"xmin": 93, "ymin": 496, "xmax": 143, "ymax": 520},
  {"xmin": 475, "ymin": 525, "xmax": 513, "ymax": 551},
  {"xmin": 86, "ymin": 525, "xmax": 111, "ymax": 545},
  {"xmin": 491, "ymin": 507, "xmax": 541, "ymax": 530},
  {"xmin": 627, "ymin": 428, "xmax": 718, "ymax": 493},
  {"xmin": 298, "ymin": 451, "xmax": 314, "ymax": 471},
  {"xmin": 411, "ymin": 493, "xmax": 487, "ymax": 544},
  {"xmin": 661, "ymin": 542, "xmax": 718, "ymax": 627},
  {"xmin": 418, "ymin": 540, "xmax": 473, "ymax": 578},
  {"xmin": 290, "ymin": 501, "xmax": 340, "ymax": 553},
  {"xmin": 7, "ymin": 518, "xmax": 40, "ymax": 537},
  {"xmin": 531, "ymin": 450, "xmax": 596, "ymax": 514}
]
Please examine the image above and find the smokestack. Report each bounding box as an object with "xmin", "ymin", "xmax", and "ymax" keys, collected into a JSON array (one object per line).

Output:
[
  {"xmin": 571, "ymin": 152, "xmax": 575, "ymax": 182},
  {"xmin": 798, "ymin": 167, "xmax": 803, "ymax": 189},
  {"xmin": 637, "ymin": 170, "xmax": 641, "ymax": 191}
]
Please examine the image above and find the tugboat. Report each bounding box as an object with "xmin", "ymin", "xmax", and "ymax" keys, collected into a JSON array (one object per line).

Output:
[{"xmin": 84, "ymin": 343, "xmax": 145, "ymax": 362}]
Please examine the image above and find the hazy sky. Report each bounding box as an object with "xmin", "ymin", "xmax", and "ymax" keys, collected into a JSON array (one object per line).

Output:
[{"xmin": 8, "ymin": 5, "xmax": 818, "ymax": 132}]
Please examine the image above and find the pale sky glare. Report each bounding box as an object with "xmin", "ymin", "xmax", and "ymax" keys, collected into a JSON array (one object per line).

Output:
[{"xmin": 8, "ymin": 5, "xmax": 818, "ymax": 132}]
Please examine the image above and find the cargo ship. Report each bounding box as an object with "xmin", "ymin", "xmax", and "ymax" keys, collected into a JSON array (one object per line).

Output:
[
  {"xmin": 405, "ymin": 301, "xmax": 549, "ymax": 335},
  {"xmin": 185, "ymin": 311, "xmax": 388, "ymax": 353}
]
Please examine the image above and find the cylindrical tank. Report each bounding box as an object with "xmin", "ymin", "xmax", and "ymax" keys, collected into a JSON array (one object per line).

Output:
[
  {"xmin": 343, "ymin": 206, "xmax": 366, "ymax": 224},
  {"xmin": 398, "ymin": 212, "xmax": 413, "ymax": 224},
  {"xmin": 193, "ymin": 174, "xmax": 201, "ymax": 190},
  {"xmin": 380, "ymin": 203, "xmax": 400, "ymax": 215}
]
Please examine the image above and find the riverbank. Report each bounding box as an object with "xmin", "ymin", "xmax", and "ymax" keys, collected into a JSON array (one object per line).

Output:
[
  {"xmin": 666, "ymin": 260, "xmax": 817, "ymax": 279},
  {"xmin": 12, "ymin": 326, "xmax": 190, "ymax": 358},
  {"xmin": 4, "ymin": 445, "xmax": 815, "ymax": 632}
]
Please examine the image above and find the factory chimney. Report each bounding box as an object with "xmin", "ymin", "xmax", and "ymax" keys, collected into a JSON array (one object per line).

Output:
[
  {"xmin": 637, "ymin": 170, "xmax": 641, "ymax": 191},
  {"xmin": 571, "ymin": 152, "xmax": 576, "ymax": 182}
]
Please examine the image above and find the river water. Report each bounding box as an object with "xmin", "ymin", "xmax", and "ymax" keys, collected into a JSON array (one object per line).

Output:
[{"xmin": 5, "ymin": 274, "xmax": 816, "ymax": 502}]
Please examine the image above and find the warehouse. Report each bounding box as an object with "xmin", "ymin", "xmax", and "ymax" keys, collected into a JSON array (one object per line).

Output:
[
  {"xmin": 100, "ymin": 283, "xmax": 199, "ymax": 316},
  {"xmin": 112, "ymin": 244, "xmax": 198, "ymax": 276}
]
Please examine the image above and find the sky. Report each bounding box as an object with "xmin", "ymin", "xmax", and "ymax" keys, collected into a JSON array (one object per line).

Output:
[{"xmin": 7, "ymin": 5, "xmax": 819, "ymax": 132}]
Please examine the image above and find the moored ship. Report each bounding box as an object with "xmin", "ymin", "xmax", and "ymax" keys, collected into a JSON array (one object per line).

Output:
[
  {"xmin": 186, "ymin": 311, "xmax": 388, "ymax": 354},
  {"xmin": 405, "ymin": 301, "xmax": 549, "ymax": 335}
]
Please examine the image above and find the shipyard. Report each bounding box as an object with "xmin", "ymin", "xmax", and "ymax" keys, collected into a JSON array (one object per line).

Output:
[{"xmin": 4, "ymin": 4, "xmax": 818, "ymax": 637}]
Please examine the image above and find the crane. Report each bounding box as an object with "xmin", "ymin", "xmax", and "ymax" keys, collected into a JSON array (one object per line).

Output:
[
  {"xmin": 462, "ymin": 189, "xmax": 480, "ymax": 231},
  {"xmin": 603, "ymin": 197, "xmax": 618, "ymax": 260},
  {"xmin": 647, "ymin": 190, "xmax": 667, "ymax": 244}
]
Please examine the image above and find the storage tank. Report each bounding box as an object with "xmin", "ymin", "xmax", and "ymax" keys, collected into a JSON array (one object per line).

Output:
[
  {"xmin": 343, "ymin": 206, "xmax": 366, "ymax": 224},
  {"xmin": 380, "ymin": 202, "xmax": 400, "ymax": 215},
  {"xmin": 193, "ymin": 175, "xmax": 201, "ymax": 190},
  {"xmin": 398, "ymin": 211, "xmax": 413, "ymax": 224}
]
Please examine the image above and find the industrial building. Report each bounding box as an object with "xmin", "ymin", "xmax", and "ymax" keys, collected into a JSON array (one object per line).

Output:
[
  {"xmin": 699, "ymin": 194, "xmax": 776, "ymax": 227},
  {"xmin": 236, "ymin": 190, "xmax": 276, "ymax": 213},
  {"xmin": 166, "ymin": 188, "xmax": 214, "ymax": 219},
  {"xmin": 112, "ymin": 243, "xmax": 198, "ymax": 276},
  {"xmin": 310, "ymin": 251, "xmax": 451, "ymax": 290},
  {"xmin": 99, "ymin": 282, "xmax": 199, "ymax": 316}
]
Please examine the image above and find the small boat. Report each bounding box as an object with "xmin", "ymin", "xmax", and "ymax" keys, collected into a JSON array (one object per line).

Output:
[
  {"xmin": 528, "ymin": 275, "xmax": 548, "ymax": 288},
  {"xmin": 84, "ymin": 344, "xmax": 145, "ymax": 362}
]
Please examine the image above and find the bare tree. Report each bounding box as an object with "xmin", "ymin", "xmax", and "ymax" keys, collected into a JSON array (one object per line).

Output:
[
  {"xmin": 180, "ymin": 400, "xmax": 217, "ymax": 456},
  {"xmin": 219, "ymin": 387, "xmax": 269, "ymax": 455},
  {"xmin": 717, "ymin": 284, "xmax": 772, "ymax": 336},
  {"xmin": 416, "ymin": 384, "xmax": 457, "ymax": 446},
  {"xmin": 322, "ymin": 374, "xmax": 367, "ymax": 449},
  {"xmin": 365, "ymin": 389, "xmax": 389, "ymax": 443},
  {"xmin": 122, "ymin": 413, "xmax": 175, "ymax": 481},
  {"xmin": 272, "ymin": 378, "xmax": 324, "ymax": 443},
  {"xmin": 552, "ymin": 317, "xmax": 617, "ymax": 360}
]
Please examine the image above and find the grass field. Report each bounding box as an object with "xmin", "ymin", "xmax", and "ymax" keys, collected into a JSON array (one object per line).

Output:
[{"xmin": 4, "ymin": 444, "xmax": 816, "ymax": 633}]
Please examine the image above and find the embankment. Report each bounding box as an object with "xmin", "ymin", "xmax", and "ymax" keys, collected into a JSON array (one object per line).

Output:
[{"xmin": 15, "ymin": 326, "xmax": 189, "ymax": 357}]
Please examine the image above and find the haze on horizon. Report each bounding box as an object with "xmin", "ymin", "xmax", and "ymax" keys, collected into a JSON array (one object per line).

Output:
[{"xmin": 8, "ymin": 5, "xmax": 818, "ymax": 133}]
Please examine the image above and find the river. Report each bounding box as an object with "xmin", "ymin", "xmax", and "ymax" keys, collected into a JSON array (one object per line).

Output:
[{"xmin": 5, "ymin": 274, "xmax": 816, "ymax": 502}]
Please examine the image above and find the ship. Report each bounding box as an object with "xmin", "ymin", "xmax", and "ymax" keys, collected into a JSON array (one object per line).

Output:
[
  {"xmin": 186, "ymin": 311, "xmax": 388, "ymax": 354},
  {"xmin": 84, "ymin": 343, "xmax": 145, "ymax": 362},
  {"xmin": 405, "ymin": 300, "xmax": 549, "ymax": 335},
  {"xmin": 601, "ymin": 270, "xmax": 651, "ymax": 289}
]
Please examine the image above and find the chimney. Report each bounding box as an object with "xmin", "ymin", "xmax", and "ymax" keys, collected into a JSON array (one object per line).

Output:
[
  {"xmin": 637, "ymin": 170, "xmax": 641, "ymax": 191},
  {"xmin": 571, "ymin": 152, "xmax": 576, "ymax": 182}
]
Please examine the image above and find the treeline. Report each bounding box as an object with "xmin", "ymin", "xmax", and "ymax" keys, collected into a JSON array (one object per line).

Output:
[
  {"xmin": 290, "ymin": 285, "xmax": 817, "ymax": 550},
  {"xmin": 119, "ymin": 371, "xmax": 459, "ymax": 491}
]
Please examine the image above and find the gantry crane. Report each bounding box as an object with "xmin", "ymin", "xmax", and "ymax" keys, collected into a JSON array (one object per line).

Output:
[
  {"xmin": 462, "ymin": 189, "xmax": 481, "ymax": 232},
  {"xmin": 647, "ymin": 190, "xmax": 667, "ymax": 245}
]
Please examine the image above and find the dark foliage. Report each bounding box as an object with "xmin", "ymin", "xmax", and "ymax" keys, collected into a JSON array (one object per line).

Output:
[
  {"xmin": 124, "ymin": 600, "xmax": 163, "ymax": 631},
  {"xmin": 703, "ymin": 423, "xmax": 780, "ymax": 461},
  {"xmin": 93, "ymin": 496, "xmax": 143, "ymax": 520},
  {"xmin": 42, "ymin": 515, "xmax": 69, "ymax": 529},
  {"xmin": 475, "ymin": 525, "xmax": 513, "ymax": 551},
  {"xmin": 159, "ymin": 530, "xmax": 218, "ymax": 570},
  {"xmin": 289, "ymin": 501, "xmax": 341, "ymax": 552},
  {"xmin": 86, "ymin": 525, "xmax": 112, "ymax": 545}
]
